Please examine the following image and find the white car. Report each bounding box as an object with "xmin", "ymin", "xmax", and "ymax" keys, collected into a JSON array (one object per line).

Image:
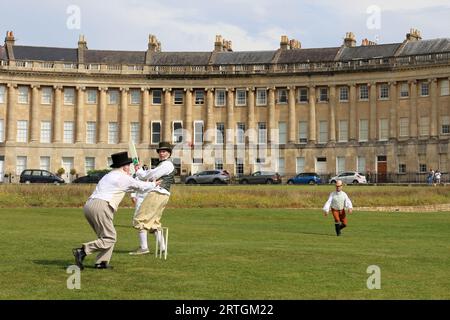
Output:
[{"xmin": 329, "ymin": 171, "xmax": 367, "ymax": 184}]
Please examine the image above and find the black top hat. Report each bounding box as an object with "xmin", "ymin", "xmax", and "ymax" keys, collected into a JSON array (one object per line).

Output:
[
  {"xmin": 156, "ymin": 141, "xmax": 173, "ymax": 153},
  {"xmin": 110, "ymin": 151, "xmax": 133, "ymax": 168}
]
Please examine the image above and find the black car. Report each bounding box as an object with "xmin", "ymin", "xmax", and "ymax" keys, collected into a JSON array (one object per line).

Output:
[
  {"xmin": 19, "ymin": 169, "xmax": 65, "ymax": 184},
  {"xmin": 238, "ymin": 171, "xmax": 282, "ymax": 184},
  {"xmin": 72, "ymin": 172, "xmax": 108, "ymax": 184}
]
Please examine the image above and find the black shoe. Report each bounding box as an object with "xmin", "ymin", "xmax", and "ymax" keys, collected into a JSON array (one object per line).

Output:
[
  {"xmin": 335, "ymin": 224, "xmax": 341, "ymax": 236},
  {"xmin": 72, "ymin": 247, "xmax": 86, "ymax": 270},
  {"xmin": 340, "ymin": 223, "xmax": 347, "ymax": 230},
  {"xmin": 94, "ymin": 261, "xmax": 113, "ymax": 269}
]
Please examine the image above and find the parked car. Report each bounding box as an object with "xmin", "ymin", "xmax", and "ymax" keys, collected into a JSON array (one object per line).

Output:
[
  {"xmin": 287, "ymin": 172, "xmax": 322, "ymax": 185},
  {"xmin": 329, "ymin": 171, "xmax": 367, "ymax": 184},
  {"xmin": 238, "ymin": 171, "xmax": 281, "ymax": 184},
  {"xmin": 185, "ymin": 170, "xmax": 230, "ymax": 184},
  {"xmin": 19, "ymin": 169, "xmax": 65, "ymax": 184},
  {"xmin": 72, "ymin": 172, "xmax": 108, "ymax": 184}
]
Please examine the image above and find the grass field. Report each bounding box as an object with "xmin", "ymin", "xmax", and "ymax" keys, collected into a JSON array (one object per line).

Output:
[{"xmin": 0, "ymin": 207, "xmax": 449, "ymax": 299}]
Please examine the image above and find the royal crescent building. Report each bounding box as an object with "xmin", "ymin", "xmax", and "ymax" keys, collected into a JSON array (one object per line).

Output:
[{"xmin": 0, "ymin": 30, "xmax": 449, "ymax": 182}]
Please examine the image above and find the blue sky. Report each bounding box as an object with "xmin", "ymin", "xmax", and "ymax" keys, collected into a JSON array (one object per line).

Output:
[{"xmin": 1, "ymin": 0, "xmax": 450, "ymax": 51}]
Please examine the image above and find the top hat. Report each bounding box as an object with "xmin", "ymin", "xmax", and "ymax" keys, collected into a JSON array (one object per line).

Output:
[
  {"xmin": 110, "ymin": 151, "xmax": 133, "ymax": 168},
  {"xmin": 156, "ymin": 141, "xmax": 173, "ymax": 154}
]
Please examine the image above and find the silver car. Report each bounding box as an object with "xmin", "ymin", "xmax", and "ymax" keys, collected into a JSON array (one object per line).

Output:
[
  {"xmin": 185, "ymin": 170, "xmax": 231, "ymax": 184},
  {"xmin": 329, "ymin": 171, "xmax": 367, "ymax": 184}
]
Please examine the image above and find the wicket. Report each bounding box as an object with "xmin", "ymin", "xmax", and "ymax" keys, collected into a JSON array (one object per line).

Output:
[{"xmin": 155, "ymin": 227, "xmax": 169, "ymax": 260}]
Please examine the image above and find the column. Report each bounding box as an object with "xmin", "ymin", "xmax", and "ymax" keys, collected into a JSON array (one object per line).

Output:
[
  {"xmin": 184, "ymin": 88, "xmax": 193, "ymax": 144},
  {"xmin": 369, "ymin": 82, "xmax": 377, "ymax": 141},
  {"xmin": 349, "ymin": 84, "xmax": 357, "ymax": 141},
  {"xmin": 30, "ymin": 85, "xmax": 39, "ymax": 142},
  {"xmin": 75, "ymin": 86, "xmax": 85, "ymax": 143},
  {"xmin": 53, "ymin": 86, "xmax": 62, "ymax": 143},
  {"xmin": 226, "ymin": 88, "xmax": 234, "ymax": 144},
  {"xmin": 6, "ymin": 84, "xmax": 17, "ymax": 142},
  {"xmin": 267, "ymin": 87, "xmax": 275, "ymax": 143},
  {"xmin": 288, "ymin": 86, "xmax": 296, "ymax": 144},
  {"xmin": 98, "ymin": 87, "xmax": 107, "ymax": 144},
  {"xmin": 119, "ymin": 87, "xmax": 128, "ymax": 143},
  {"xmin": 389, "ymin": 82, "xmax": 398, "ymax": 140},
  {"xmin": 141, "ymin": 87, "xmax": 150, "ymax": 144},
  {"xmin": 206, "ymin": 88, "xmax": 214, "ymax": 143},
  {"xmin": 163, "ymin": 88, "xmax": 172, "ymax": 142},
  {"xmin": 430, "ymin": 78, "xmax": 438, "ymax": 138},
  {"xmin": 308, "ymin": 85, "xmax": 316, "ymax": 143},
  {"xmin": 329, "ymin": 85, "xmax": 336, "ymax": 142},
  {"xmin": 409, "ymin": 80, "xmax": 418, "ymax": 138},
  {"xmin": 247, "ymin": 88, "xmax": 256, "ymax": 145}
]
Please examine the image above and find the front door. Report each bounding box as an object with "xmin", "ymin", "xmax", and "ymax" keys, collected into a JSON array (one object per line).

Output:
[{"xmin": 377, "ymin": 156, "xmax": 387, "ymax": 183}]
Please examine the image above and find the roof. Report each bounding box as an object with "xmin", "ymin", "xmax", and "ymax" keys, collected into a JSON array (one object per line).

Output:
[
  {"xmin": 397, "ymin": 38, "xmax": 450, "ymax": 56},
  {"xmin": 0, "ymin": 45, "xmax": 6, "ymax": 60},
  {"xmin": 12, "ymin": 45, "xmax": 77, "ymax": 62},
  {"xmin": 85, "ymin": 49, "xmax": 145, "ymax": 64},
  {"xmin": 147, "ymin": 52, "xmax": 212, "ymax": 65},
  {"xmin": 277, "ymin": 47, "xmax": 341, "ymax": 63},
  {"xmin": 212, "ymin": 51, "xmax": 276, "ymax": 65},
  {"xmin": 337, "ymin": 43, "xmax": 402, "ymax": 60}
]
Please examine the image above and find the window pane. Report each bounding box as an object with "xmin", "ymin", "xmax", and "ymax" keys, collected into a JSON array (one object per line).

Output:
[{"xmin": 152, "ymin": 122, "xmax": 161, "ymax": 144}]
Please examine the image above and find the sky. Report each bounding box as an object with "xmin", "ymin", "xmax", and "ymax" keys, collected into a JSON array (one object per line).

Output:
[{"xmin": 1, "ymin": 0, "xmax": 450, "ymax": 52}]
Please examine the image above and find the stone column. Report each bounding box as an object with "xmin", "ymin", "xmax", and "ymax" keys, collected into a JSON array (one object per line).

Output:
[
  {"xmin": 267, "ymin": 87, "xmax": 275, "ymax": 143},
  {"xmin": 184, "ymin": 88, "xmax": 193, "ymax": 144},
  {"xmin": 308, "ymin": 85, "xmax": 316, "ymax": 143},
  {"xmin": 369, "ymin": 82, "xmax": 377, "ymax": 141},
  {"xmin": 349, "ymin": 84, "xmax": 357, "ymax": 141},
  {"xmin": 30, "ymin": 85, "xmax": 40, "ymax": 142},
  {"xmin": 206, "ymin": 88, "xmax": 214, "ymax": 143},
  {"xmin": 226, "ymin": 88, "xmax": 235, "ymax": 144},
  {"xmin": 288, "ymin": 86, "xmax": 296, "ymax": 144},
  {"xmin": 430, "ymin": 78, "xmax": 438, "ymax": 138},
  {"xmin": 247, "ymin": 87, "xmax": 256, "ymax": 145},
  {"xmin": 6, "ymin": 84, "xmax": 17, "ymax": 142},
  {"xmin": 163, "ymin": 88, "xmax": 172, "ymax": 142},
  {"xmin": 389, "ymin": 82, "xmax": 397, "ymax": 140},
  {"xmin": 53, "ymin": 86, "xmax": 62, "ymax": 143},
  {"xmin": 141, "ymin": 87, "xmax": 150, "ymax": 144},
  {"xmin": 119, "ymin": 87, "xmax": 128, "ymax": 143},
  {"xmin": 75, "ymin": 86, "xmax": 85, "ymax": 143},
  {"xmin": 409, "ymin": 80, "xmax": 418, "ymax": 138},
  {"xmin": 98, "ymin": 87, "xmax": 107, "ymax": 144},
  {"xmin": 329, "ymin": 85, "xmax": 336, "ymax": 142}
]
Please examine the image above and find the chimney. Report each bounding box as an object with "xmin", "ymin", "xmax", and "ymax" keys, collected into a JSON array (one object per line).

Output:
[
  {"xmin": 224, "ymin": 40, "xmax": 233, "ymax": 52},
  {"xmin": 280, "ymin": 35, "xmax": 289, "ymax": 50},
  {"xmin": 214, "ymin": 35, "xmax": 232, "ymax": 52},
  {"xmin": 361, "ymin": 38, "xmax": 377, "ymax": 46},
  {"xmin": 405, "ymin": 28, "xmax": 422, "ymax": 41},
  {"xmin": 4, "ymin": 31, "xmax": 15, "ymax": 60},
  {"xmin": 344, "ymin": 32, "xmax": 356, "ymax": 47},
  {"xmin": 148, "ymin": 34, "xmax": 161, "ymax": 52},
  {"xmin": 289, "ymin": 39, "xmax": 301, "ymax": 49},
  {"xmin": 77, "ymin": 34, "xmax": 87, "ymax": 64}
]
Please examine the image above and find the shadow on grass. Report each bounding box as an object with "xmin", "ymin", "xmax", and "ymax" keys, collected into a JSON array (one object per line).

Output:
[
  {"xmin": 32, "ymin": 259, "xmax": 73, "ymax": 269},
  {"xmin": 296, "ymin": 231, "xmax": 336, "ymax": 237}
]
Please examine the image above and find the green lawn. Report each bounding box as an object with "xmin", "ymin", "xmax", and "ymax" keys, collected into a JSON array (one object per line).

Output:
[{"xmin": 0, "ymin": 207, "xmax": 449, "ymax": 299}]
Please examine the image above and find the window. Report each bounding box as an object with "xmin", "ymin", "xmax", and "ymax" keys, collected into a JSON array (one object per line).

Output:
[
  {"xmin": 41, "ymin": 87, "xmax": 52, "ymax": 104},
  {"xmin": 215, "ymin": 159, "xmax": 223, "ymax": 170},
  {"xmin": 18, "ymin": 86, "xmax": 29, "ymax": 104},
  {"xmin": 319, "ymin": 87, "xmax": 328, "ymax": 102},
  {"xmin": 278, "ymin": 158, "xmax": 285, "ymax": 176},
  {"xmin": 195, "ymin": 90, "xmax": 204, "ymax": 105},
  {"xmin": 400, "ymin": 82, "xmax": 409, "ymax": 97},
  {"xmin": 194, "ymin": 121, "xmax": 204, "ymax": 144},
  {"xmin": 336, "ymin": 157, "xmax": 345, "ymax": 174},
  {"xmin": 0, "ymin": 119, "xmax": 4, "ymax": 142},
  {"xmin": 130, "ymin": 89, "xmax": 141, "ymax": 105},
  {"xmin": 64, "ymin": 88, "xmax": 75, "ymax": 105},
  {"xmin": 40, "ymin": 156, "xmax": 50, "ymax": 171},
  {"xmin": 108, "ymin": 90, "xmax": 119, "ymax": 104},
  {"xmin": 339, "ymin": 87, "xmax": 349, "ymax": 102},
  {"xmin": 379, "ymin": 84, "xmax": 389, "ymax": 99},
  {"xmin": 420, "ymin": 82, "xmax": 429, "ymax": 96},
  {"xmin": 256, "ymin": 88, "xmax": 267, "ymax": 106},
  {"xmin": 419, "ymin": 116, "xmax": 429, "ymax": 136},
  {"xmin": 16, "ymin": 156, "xmax": 27, "ymax": 175},
  {"xmin": 236, "ymin": 123, "xmax": 245, "ymax": 144},
  {"xmin": 216, "ymin": 123, "xmax": 225, "ymax": 144},
  {"xmin": 441, "ymin": 116, "xmax": 450, "ymax": 134},
  {"xmin": 278, "ymin": 122, "xmax": 287, "ymax": 144},
  {"xmin": 152, "ymin": 90, "xmax": 162, "ymax": 104},
  {"xmin": 108, "ymin": 122, "xmax": 118, "ymax": 144},
  {"xmin": 357, "ymin": 156, "xmax": 366, "ymax": 173},
  {"xmin": 359, "ymin": 119, "xmax": 368, "ymax": 142},
  {"xmin": 258, "ymin": 122, "xmax": 267, "ymax": 144},
  {"xmin": 40, "ymin": 121, "xmax": 51, "ymax": 143},
  {"xmin": 235, "ymin": 89, "xmax": 247, "ymax": 106},
  {"xmin": 151, "ymin": 122, "xmax": 161, "ymax": 144},
  {"xmin": 130, "ymin": 122, "xmax": 140, "ymax": 143},
  {"xmin": 338, "ymin": 120, "xmax": 348, "ymax": 142},
  {"xmin": 419, "ymin": 163, "xmax": 427, "ymax": 173},
  {"xmin": 398, "ymin": 163, "xmax": 406, "ymax": 174},
  {"xmin": 319, "ymin": 121, "xmax": 328, "ymax": 143},
  {"xmin": 399, "ymin": 117, "xmax": 409, "ymax": 137},
  {"xmin": 85, "ymin": 157, "xmax": 95, "ymax": 174},
  {"xmin": 298, "ymin": 88, "xmax": 308, "ymax": 103},
  {"xmin": 86, "ymin": 89, "xmax": 97, "ymax": 104},
  {"xmin": 86, "ymin": 122, "xmax": 96, "ymax": 144},
  {"xmin": 16, "ymin": 120, "xmax": 28, "ymax": 142},
  {"xmin": 235, "ymin": 158, "xmax": 244, "ymax": 176},
  {"xmin": 441, "ymin": 79, "xmax": 449, "ymax": 96},
  {"xmin": 296, "ymin": 157, "xmax": 305, "ymax": 173},
  {"xmin": 299, "ymin": 121, "xmax": 308, "ymax": 143},
  {"xmin": 0, "ymin": 85, "xmax": 5, "ymax": 103},
  {"xmin": 359, "ymin": 84, "xmax": 369, "ymax": 100},
  {"xmin": 379, "ymin": 119, "xmax": 389, "ymax": 141},
  {"xmin": 277, "ymin": 89, "xmax": 287, "ymax": 104},
  {"xmin": 63, "ymin": 122, "xmax": 74, "ymax": 143},
  {"xmin": 173, "ymin": 90, "xmax": 184, "ymax": 105},
  {"xmin": 215, "ymin": 89, "xmax": 226, "ymax": 106},
  {"xmin": 173, "ymin": 121, "xmax": 183, "ymax": 143}
]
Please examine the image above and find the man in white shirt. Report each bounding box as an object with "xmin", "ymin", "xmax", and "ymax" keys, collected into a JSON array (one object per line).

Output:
[
  {"xmin": 72, "ymin": 151, "xmax": 159, "ymax": 270},
  {"xmin": 323, "ymin": 180, "xmax": 353, "ymax": 236}
]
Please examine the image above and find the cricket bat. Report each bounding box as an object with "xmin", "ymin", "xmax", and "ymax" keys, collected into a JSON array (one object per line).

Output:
[{"xmin": 128, "ymin": 138, "xmax": 139, "ymax": 175}]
